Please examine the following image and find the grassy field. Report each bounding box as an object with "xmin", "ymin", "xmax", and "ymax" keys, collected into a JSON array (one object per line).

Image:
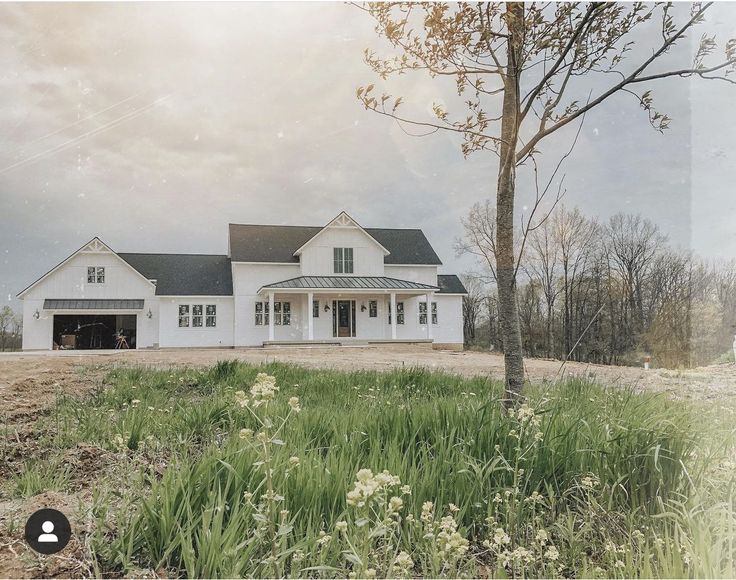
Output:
[{"xmin": 5, "ymin": 361, "xmax": 736, "ymax": 578}]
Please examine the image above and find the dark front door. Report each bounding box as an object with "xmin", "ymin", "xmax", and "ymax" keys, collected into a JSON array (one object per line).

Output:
[{"xmin": 334, "ymin": 300, "xmax": 355, "ymax": 337}]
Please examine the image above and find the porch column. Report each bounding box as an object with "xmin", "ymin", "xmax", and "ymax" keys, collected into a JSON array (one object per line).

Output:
[
  {"xmin": 268, "ymin": 291, "xmax": 275, "ymax": 342},
  {"xmin": 390, "ymin": 292, "xmax": 397, "ymax": 340},
  {"xmin": 426, "ymin": 292, "xmax": 434, "ymax": 340},
  {"xmin": 307, "ymin": 292, "xmax": 314, "ymax": 341}
]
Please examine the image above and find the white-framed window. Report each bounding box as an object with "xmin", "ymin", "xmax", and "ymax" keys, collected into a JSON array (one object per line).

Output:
[
  {"xmin": 87, "ymin": 266, "xmax": 105, "ymax": 284},
  {"xmin": 206, "ymin": 305, "xmax": 217, "ymax": 327},
  {"xmin": 178, "ymin": 305, "xmax": 190, "ymax": 327},
  {"xmin": 192, "ymin": 305, "xmax": 203, "ymax": 327},
  {"xmin": 369, "ymin": 300, "xmax": 377, "ymax": 318},
  {"xmin": 388, "ymin": 301, "xmax": 405, "ymax": 325},
  {"xmin": 313, "ymin": 300, "xmax": 320, "ymax": 318},
  {"xmin": 419, "ymin": 301, "xmax": 438, "ymax": 325},
  {"xmin": 333, "ymin": 247, "xmax": 354, "ymax": 274},
  {"xmin": 179, "ymin": 304, "xmax": 217, "ymax": 328},
  {"xmin": 255, "ymin": 301, "xmax": 290, "ymax": 325}
]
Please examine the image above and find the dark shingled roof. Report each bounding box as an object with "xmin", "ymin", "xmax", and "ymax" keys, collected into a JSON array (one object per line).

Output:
[
  {"xmin": 437, "ymin": 275, "xmax": 467, "ymax": 294},
  {"xmin": 228, "ymin": 224, "xmax": 443, "ymax": 265},
  {"xmin": 119, "ymin": 254, "xmax": 233, "ymax": 296},
  {"xmin": 261, "ymin": 276, "xmax": 439, "ymax": 292}
]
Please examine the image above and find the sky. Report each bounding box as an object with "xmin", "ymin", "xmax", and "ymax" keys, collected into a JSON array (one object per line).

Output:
[{"xmin": 1, "ymin": 2, "xmax": 735, "ymax": 311}]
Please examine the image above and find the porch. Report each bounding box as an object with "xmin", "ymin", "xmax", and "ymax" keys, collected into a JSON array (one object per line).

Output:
[{"xmin": 257, "ymin": 276, "xmax": 440, "ymax": 344}]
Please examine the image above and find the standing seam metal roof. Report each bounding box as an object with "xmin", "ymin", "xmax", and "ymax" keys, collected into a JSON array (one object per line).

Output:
[{"xmin": 260, "ymin": 276, "xmax": 440, "ymax": 291}]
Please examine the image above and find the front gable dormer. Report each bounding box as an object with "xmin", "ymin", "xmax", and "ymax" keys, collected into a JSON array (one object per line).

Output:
[{"xmin": 295, "ymin": 212, "xmax": 389, "ymax": 276}]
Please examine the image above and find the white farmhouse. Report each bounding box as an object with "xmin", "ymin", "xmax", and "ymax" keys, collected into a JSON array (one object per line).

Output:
[{"xmin": 18, "ymin": 212, "xmax": 467, "ymax": 350}]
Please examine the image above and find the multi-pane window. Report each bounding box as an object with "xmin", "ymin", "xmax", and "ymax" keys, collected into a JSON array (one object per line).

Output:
[
  {"xmin": 388, "ymin": 302, "xmax": 405, "ymax": 325},
  {"xmin": 369, "ymin": 300, "xmax": 377, "ymax": 318},
  {"xmin": 333, "ymin": 247, "xmax": 354, "ymax": 274},
  {"xmin": 255, "ymin": 301, "xmax": 290, "ymax": 325},
  {"xmin": 179, "ymin": 304, "xmax": 217, "ymax": 328},
  {"xmin": 206, "ymin": 305, "xmax": 217, "ymax": 327},
  {"xmin": 192, "ymin": 305, "xmax": 203, "ymax": 327},
  {"xmin": 178, "ymin": 305, "xmax": 190, "ymax": 327},
  {"xmin": 87, "ymin": 266, "xmax": 105, "ymax": 283},
  {"xmin": 313, "ymin": 300, "xmax": 320, "ymax": 317},
  {"xmin": 419, "ymin": 301, "xmax": 438, "ymax": 325}
]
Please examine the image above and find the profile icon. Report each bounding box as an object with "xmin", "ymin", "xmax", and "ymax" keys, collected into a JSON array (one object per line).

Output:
[
  {"xmin": 24, "ymin": 509, "xmax": 71, "ymax": 554},
  {"xmin": 38, "ymin": 520, "xmax": 59, "ymax": 543}
]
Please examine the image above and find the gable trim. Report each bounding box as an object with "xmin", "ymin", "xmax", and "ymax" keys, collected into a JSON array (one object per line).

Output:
[
  {"xmin": 292, "ymin": 211, "xmax": 390, "ymax": 257},
  {"xmin": 17, "ymin": 237, "xmax": 157, "ymax": 299}
]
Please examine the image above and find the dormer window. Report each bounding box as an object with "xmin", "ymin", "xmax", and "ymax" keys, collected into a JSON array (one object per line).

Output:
[
  {"xmin": 87, "ymin": 266, "xmax": 105, "ymax": 284},
  {"xmin": 333, "ymin": 247, "xmax": 354, "ymax": 274}
]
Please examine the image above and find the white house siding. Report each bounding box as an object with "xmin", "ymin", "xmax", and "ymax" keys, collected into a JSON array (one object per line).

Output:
[
  {"xmin": 158, "ymin": 297, "xmax": 234, "ymax": 348},
  {"xmin": 21, "ymin": 251, "xmax": 158, "ymax": 350},
  {"xmin": 299, "ymin": 227, "xmax": 385, "ymax": 276},
  {"xmin": 383, "ymin": 265, "xmax": 438, "ymax": 286},
  {"xmin": 232, "ymin": 263, "xmax": 302, "ymax": 346}
]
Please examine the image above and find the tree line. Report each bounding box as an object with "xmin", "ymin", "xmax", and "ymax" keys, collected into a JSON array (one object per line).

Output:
[
  {"xmin": 459, "ymin": 203, "xmax": 736, "ymax": 368},
  {"xmin": 0, "ymin": 306, "xmax": 22, "ymax": 351}
]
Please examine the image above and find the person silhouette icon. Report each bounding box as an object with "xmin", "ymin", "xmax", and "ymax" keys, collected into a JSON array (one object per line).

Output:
[
  {"xmin": 38, "ymin": 521, "xmax": 58, "ymax": 543},
  {"xmin": 25, "ymin": 508, "xmax": 71, "ymax": 554}
]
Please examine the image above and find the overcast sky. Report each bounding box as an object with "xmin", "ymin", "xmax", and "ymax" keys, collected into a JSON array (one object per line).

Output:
[{"xmin": 1, "ymin": 2, "xmax": 735, "ymax": 310}]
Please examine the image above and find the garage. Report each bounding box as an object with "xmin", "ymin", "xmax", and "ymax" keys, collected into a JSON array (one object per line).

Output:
[
  {"xmin": 45, "ymin": 299, "xmax": 143, "ymax": 350},
  {"xmin": 53, "ymin": 314, "xmax": 137, "ymax": 349}
]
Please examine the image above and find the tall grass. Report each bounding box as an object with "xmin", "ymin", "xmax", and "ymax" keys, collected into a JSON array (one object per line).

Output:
[{"xmin": 38, "ymin": 361, "xmax": 735, "ymax": 577}]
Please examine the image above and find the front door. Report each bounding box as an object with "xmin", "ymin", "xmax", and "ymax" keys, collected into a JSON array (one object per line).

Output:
[{"xmin": 334, "ymin": 300, "xmax": 356, "ymax": 337}]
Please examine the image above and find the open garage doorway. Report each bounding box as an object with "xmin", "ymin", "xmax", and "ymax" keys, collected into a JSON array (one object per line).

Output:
[{"xmin": 52, "ymin": 314, "xmax": 137, "ymax": 349}]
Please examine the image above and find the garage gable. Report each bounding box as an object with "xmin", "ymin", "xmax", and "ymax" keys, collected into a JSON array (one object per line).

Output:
[{"xmin": 17, "ymin": 237, "xmax": 156, "ymax": 299}]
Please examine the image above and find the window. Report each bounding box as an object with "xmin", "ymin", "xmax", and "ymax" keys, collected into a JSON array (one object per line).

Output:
[
  {"xmin": 179, "ymin": 304, "xmax": 217, "ymax": 328},
  {"xmin": 419, "ymin": 301, "xmax": 438, "ymax": 325},
  {"xmin": 87, "ymin": 266, "xmax": 105, "ymax": 284},
  {"xmin": 333, "ymin": 247, "xmax": 354, "ymax": 274},
  {"xmin": 369, "ymin": 300, "xmax": 377, "ymax": 318},
  {"xmin": 206, "ymin": 305, "xmax": 217, "ymax": 327},
  {"xmin": 313, "ymin": 300, "xmax": 320, "ymax": 318},
  {"xmin": 388, "ymin": 301, "xmax": 404, "ymax": 325},
  {"xmin": 255, "ymin": 301, "xmax": 289, "ymax": 325},
  {"xmin": 192, "ymin": 304, "xmax": 203, "ymax": 327},
  {"xmin": 178, "ymin": 305, "xmax": 190, "ymax": 327}
]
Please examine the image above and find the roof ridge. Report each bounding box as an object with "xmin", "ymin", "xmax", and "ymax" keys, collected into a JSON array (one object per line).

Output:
[
  {"xmin": 228, "ymin": 223, "xmax": 423, "ymax": 232},
  {"xmin": 119, "ymin": 252, "xmax": 229, "ymax": 257}
]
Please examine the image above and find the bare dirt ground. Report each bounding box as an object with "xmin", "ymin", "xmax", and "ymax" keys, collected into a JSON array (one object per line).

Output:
[
  {"xmin": 0, "ymin": 346, "xmax": 734, "ymax": 577},
  {"xmin": 2, "ymin": 345, "xmax": 734, "ymax": 423}
]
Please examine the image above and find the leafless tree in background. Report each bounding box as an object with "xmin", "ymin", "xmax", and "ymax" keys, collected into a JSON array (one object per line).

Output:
[{"xmin": 459, "ymin": 205, "xmax": 736, "ymax": 368}]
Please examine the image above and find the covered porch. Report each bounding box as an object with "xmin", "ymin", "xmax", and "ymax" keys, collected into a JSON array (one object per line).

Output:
[{"xmin": 257, "ymin": 276, "xmax": 439, "ymax": 344}]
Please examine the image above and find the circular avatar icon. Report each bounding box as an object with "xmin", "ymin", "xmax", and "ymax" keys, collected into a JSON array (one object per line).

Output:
[{"xmin": 24, "ymin": 508, "xmax": 72, "ymax": 555}]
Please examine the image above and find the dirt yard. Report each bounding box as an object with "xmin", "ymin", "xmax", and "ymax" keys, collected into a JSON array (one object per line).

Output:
[{"xmin": 2, "ymin": 346, "xmax": 734, "ymax": 425}]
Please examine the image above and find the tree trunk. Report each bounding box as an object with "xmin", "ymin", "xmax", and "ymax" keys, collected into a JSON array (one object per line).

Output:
[{"xmin": 496, "ymin": 2, "xmax": 525, "ymax": 408}]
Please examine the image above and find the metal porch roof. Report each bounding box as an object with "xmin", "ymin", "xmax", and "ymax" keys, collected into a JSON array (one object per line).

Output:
[{"xmin": 260, "ymin": 276, "xmax": 440, "ymax": 292}]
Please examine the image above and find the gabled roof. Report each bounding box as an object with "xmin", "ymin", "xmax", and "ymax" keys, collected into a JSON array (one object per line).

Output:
[
  {"xmin": 118, "ymin": 254, "xmax": 233, "ymax": 296},
  {"xmin": 17, "ymin": 237, "xmax": 155, "ymax": 299},
  {"xmin": 228, "ymin": 224, "xmax": 442, "ymax": 265},
  {"xmin": 437, "ymin": 275, "xmax": 467, "ymax": 294},
  {"xmin": 260, "ymin": 276, "xmax": 440, "ymax": 292},
  {"xmin": 293, "ymin": 211, "xmax": 390, "ymax": 257}
]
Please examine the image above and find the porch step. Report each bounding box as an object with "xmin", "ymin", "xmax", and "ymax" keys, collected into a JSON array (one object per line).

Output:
[{"xmin": 262, "ymin": 339, "xmax": 433, "ymax": 349}]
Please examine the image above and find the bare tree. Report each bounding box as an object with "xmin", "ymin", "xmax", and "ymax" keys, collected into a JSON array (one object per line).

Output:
[
  {"xmin": 357, "ymin": 2, "xmax": 736, "ymax": 405},
  {"xmin": 461, "ymin": 274, "xmax": 486, "ymax": 346}
]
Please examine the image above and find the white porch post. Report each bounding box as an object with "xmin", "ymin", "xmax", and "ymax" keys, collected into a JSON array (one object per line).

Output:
[
  {"xmin": 426, "ymin": 292, "xmax": 434, "ymax": 340},
  {"xmin": 307, "ymin": 292, "xmax": 314, "ymax": 341},
  {"xmin": 268, "ymin": 292, "xmax": 275, "ymax": 342},
  {"xmin": 390, "ymin": 292, "xmax": 397, "ymax": 340}
]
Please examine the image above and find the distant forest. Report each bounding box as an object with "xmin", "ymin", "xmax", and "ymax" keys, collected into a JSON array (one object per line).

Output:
[
  {"xmin": 0, "ymin": 305, "xmax": 22, "ymax": 351},
  {"xmin": 460, "ymin": 204, "xmax": 736, "ymax": 368}
]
